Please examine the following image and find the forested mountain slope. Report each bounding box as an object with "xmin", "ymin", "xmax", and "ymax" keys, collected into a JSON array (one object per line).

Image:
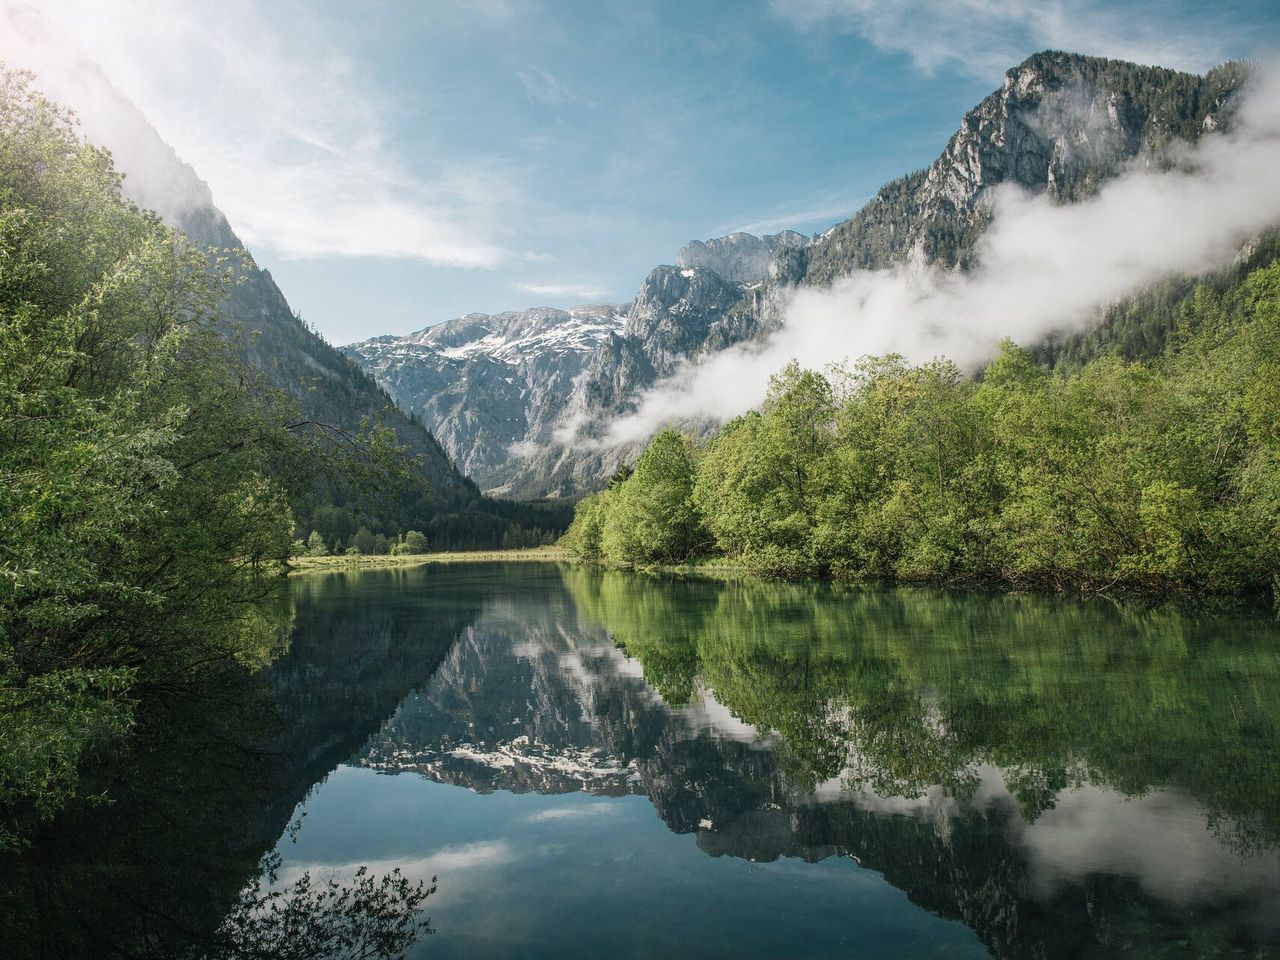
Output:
[
  {"xmin": 563, "ymin": 255, "xmax": 1280, "ymax": 598},
  {"xmin": 3, "ymin": 8, "xmax": 565, "ymax": 547}
]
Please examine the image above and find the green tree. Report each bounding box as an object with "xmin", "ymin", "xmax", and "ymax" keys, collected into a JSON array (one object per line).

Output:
[
  {"xmin": 396, "ymin": 530, "xmax": 428, "ymax": 555},
  {"xmin": 0, "ymin": 69, "xmax": 298, "ymax": 841},
  {"xmin": 693, "ymin": 363, "xmax": 835, "ymax": 576},
  {"xmin": 306, "ymin": 531, "xmax": 329, "ymax": 557},
  {"xmin": 560, "ymin": 491, "xmax": 612, "ymax": 560},
  {"xmin": 351, "ymin": 526, "xmax": 377, "ymax": 555},
  {"xmin": 602, "ymin": 429, "xmax": 707, "ymax": 565},
  {"xmin": 566, "ymin": 257, "xmax": 1280, "ymax": 600}
]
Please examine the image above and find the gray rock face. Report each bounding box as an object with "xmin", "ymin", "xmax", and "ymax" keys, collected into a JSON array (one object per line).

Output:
[
  {"xmin": 624, "ymin": 265, "xmax": 752, "ymax": 373},
  {"xmin": 676, "ymin": 231, "xmax": 813, "ymax": 284},
  {"xmin": 345, "ymin": 305, "xmax": 629, "ymax": 494},
  {"xmin": 803, "ymin": 52, "xmax": 1245, "ymax": 283},
  {"xmin": 347, "ymin": 52, "xmax": 1249, "ymax": 498}
]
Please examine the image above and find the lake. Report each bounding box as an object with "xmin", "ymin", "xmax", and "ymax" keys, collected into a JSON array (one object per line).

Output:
[{"xmin": 6, "ymin": 562, "xmax": 1280, "ymax": 958}]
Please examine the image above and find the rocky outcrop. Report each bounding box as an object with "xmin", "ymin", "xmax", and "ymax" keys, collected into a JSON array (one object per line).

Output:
[
  {"xmin": 802, "ymin": 52, "xmax": 1247, "ymax": 283},
  {"xmin": 676, "ymin": 230, "xmax": 813, "ymax": 284}
]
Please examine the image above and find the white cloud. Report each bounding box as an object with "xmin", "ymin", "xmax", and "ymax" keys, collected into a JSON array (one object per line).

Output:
[
  {"xmin": 599, "ymin": 64, "xmax": 1280, "ymax": 446},
  {"xmin": 1021, "ymin": 785, "xmax": 1280, "ymax": 912},
  {"xmin": 275, "ymin": 840, "xmax": 518, "ymax": 887},
  {"xmin": 0, "ymin": 0, "xmax": 508, "ymax": 267},
  {"xmin": 516, "ymin": 281, "xmax": 609, "ymax": 300},
  {"xmin": 525, "ymin": 803, "xmax": 620, "ymax": 822},
  {"xmin": 773, "ymin": 0, "xmax": 1242, "ymax": 79}
]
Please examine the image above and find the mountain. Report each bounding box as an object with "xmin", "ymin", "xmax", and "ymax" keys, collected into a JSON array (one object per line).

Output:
[
  {"xmin": 675, "ymin": 230, "xmax": 815, "ymax": 284},
  {"xmin": 1, "ymin": 6, "xmax": 566, "ymax": 546},
  {"xmin": 799, "ymin": 52, "xmax": 1248, "ymax": 283},
  {"xmin": 349, "ymin": 304, "xmax": 630, "ymax": 492},
  {"xmin": 344, "ymin": 231, "xmax": 811, "ymax": 496},
  {"xmin": 347, "ymin": 51, "xmax": 1251, "ymax": 499}
]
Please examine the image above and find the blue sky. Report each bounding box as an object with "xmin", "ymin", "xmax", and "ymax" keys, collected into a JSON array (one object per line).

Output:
[{"xmin": 26, "ymin": 0, "xmax": 1280, "ymax": 343}]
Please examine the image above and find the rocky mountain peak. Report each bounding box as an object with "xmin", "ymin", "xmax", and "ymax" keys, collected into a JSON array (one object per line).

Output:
[
  {"xmin": 676, "ymin": 230, "xmax": 814, "ymax": 284},
  {"xmin": 933, "ymin": 51, "xmax": 1246, "ymax": 219},
  {"xmin": 343, "ymin": 302, "xmax": 631, "ymax": 488},
  {"xmin": 802, "ymin": 52, "xmax": 1249, "ymax": 283}
]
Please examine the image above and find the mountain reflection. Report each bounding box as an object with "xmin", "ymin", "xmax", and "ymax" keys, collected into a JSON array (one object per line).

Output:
[
  {"xmin": 6, "ymin": 563, "xmax": 1279, "ymax": 959},
  {"xmin": 360, "ymin": 566, "xmax": 1280, "ymax": 959}
]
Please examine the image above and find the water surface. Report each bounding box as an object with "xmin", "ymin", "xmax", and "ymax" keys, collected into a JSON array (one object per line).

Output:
[{"xmin": 8, "ymin": 562, "xmax": 1280, "ymax": 958}]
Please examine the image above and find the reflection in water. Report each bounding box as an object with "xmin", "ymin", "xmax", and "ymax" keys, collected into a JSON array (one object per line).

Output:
[
  {"xmin": 0, "ymin": 567, "xmax": 479, "ymax": 959},
  {"xmin": 4, "ymin": 563, "xmax": 1280, "ymax": 958},
  {"xmin": 355, "ymin": 567, "xmax": 1280, "ymax": 958}
]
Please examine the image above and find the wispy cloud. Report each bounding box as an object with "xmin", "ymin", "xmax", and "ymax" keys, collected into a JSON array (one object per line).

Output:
[
  {"xmin": 525, "ymin": 803, "xmax": 620, "ymax": 822},
  {"xmin": 275, "ymin": 840, "xmax": 518, "ymax": 887},
  {"xmin": 517, "ymin": 66, "xmax": 580, "ymax": 106},
  {"xmin": 721, "ymin": 190, "xmax": 867, "ymax": 237},
  {"xmin": 773, "ymin": 0, "xmax": 1242, "ymax": 79},
  {"xmin": 1, "ymin": 0, "xmax": 509, "ymax": 267},
  {"xmin": 516, "ymin": 281, "xmax": 609, "ymax": 300}
]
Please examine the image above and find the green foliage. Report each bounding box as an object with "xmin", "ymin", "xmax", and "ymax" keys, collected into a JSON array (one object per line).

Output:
[
  {"xmin": 306, "ymin": 531, "xmax": 329, "ymax": 557},
  {"xmin": 564, "ymin": 569, "xmax": 1280, "ymax": 845},
  {"xmin": 1037, "ymin": 232, "xmax": 1280, "ymax": 369},
  {"xmin": 560, "ymin": 491, "xmax": 613, "ymax": 560},
  {"xmin": 205, "ymin": 858, "xmax": 435, "ymax": 960},
  {"xmin": 693, "ymin": 362, "xmax": 835, "ymax": 577},
  {"xmin": 565, "ymin": 259, "xmax": 1280, "ymax": 600},
  {"xmin": 393, "ymin": 529, "xmax": 428, "ymax": 555},
  {"xmin": 0, "ymin": 70, "xmax": 299, "ymax": 842},
  {"xmin": 599, "ymin": 429, "xmax": 707, "ymax": 565},
  {"xmin": 351, "ymin": 526, "xmax": 377, "ymax": 555},
  {"xmin": 293, "ymin": 491, "xmax": 568, "ymax": 555}
]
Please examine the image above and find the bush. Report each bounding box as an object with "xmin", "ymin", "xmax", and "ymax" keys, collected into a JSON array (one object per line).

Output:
[{"xmin": 395, "ymin": 530, "xmax": 428, "ymax": 555}]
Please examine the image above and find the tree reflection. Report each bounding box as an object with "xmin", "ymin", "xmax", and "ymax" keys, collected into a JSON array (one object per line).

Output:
[
  {"xmin": 199, "ymin": 852, "xmax": 435, "ymax": 960},
  {"xmin": 563, "ymin": 568, "xmax": 1280, "ymax": 850},
  {"xmin": 1, "ymin": 565, "xmax": 482, "ymax": 959}
]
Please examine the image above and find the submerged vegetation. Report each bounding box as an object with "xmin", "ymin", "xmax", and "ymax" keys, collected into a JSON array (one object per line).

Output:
[{"xmin": 564, "ymin": 259, "xmax": 1280, "ymax": 599}]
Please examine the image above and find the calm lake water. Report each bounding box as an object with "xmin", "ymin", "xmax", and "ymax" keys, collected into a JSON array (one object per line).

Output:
[{"xmin": 7, "ymin": 562, "xmax": 1280, "ymax": 958}]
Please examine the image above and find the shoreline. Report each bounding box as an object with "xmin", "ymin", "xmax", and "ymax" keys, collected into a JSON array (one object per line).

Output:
[
  {"xmin": 288, "ymin": 546, "xmax": 569, "ymax": 574},
  {"xmin": 288, "ymin": 549, "xmax": 1270, "ymax": 609}
]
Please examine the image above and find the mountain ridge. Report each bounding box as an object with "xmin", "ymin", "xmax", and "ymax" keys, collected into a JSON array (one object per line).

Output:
[{"xmin": 347, "ymin": 50, "xmax": 1253, "ymax": 498}]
